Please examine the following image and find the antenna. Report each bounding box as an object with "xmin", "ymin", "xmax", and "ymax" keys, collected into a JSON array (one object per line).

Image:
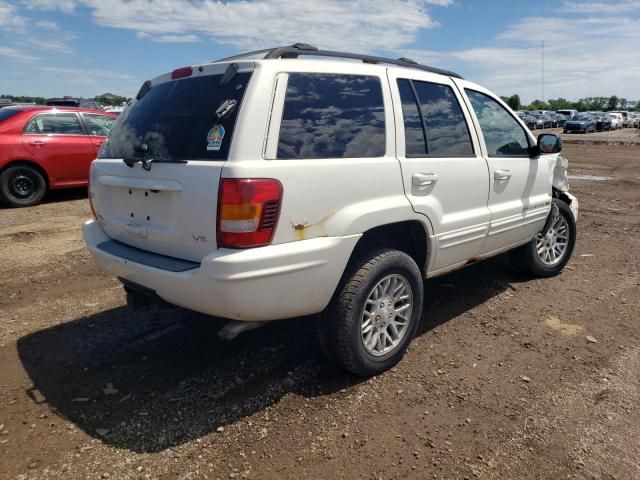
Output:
[{"xmin": 542, "ymin": 39, "xmax": 545, "ymax": 103}]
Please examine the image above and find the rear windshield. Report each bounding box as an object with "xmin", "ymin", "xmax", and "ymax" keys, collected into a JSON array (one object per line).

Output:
[
  {"xmin": 0, "ymin": 108, "xmax": 19, "ymax": 122},
  {"xmin": 99, "ymin": 71, "xmax": 252, "ymax": 161}
]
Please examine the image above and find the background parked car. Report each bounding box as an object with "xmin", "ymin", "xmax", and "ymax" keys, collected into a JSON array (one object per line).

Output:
[
  {"xmin": 610, "ymin": 111, "xmax": 631, "ymax": 128},
  {"xmin": 0, "ymin": 106, "xmax": 117, "ymax": 207},
  {"xmin": 551, "ymin": 112, "xmax": 567, "ymax": 127},
  {"xmin": 595, "ymin": 113, "xmax": 612, "ymax": 131},
  {"xmin": 530, "ymin": 112, "xmax": 552, "ymax": 128},
  {"xmin": 563, "ymin": 114, "xmax": 596, "ymax": 134},
  {"xmin": 556, "ymin": 109, "xmax": 578, "ymax": 119},
  {"xmin": 608, "ymin": 112, "xmax": 623, "ymax": 129},
  {"xmin": 517, "ymin": 111, "xmax": 537, "ymax": 130}
]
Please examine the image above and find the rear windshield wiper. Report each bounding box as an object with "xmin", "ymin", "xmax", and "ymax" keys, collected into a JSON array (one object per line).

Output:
[{"xmin": 123, "ymin": 157, "xmax": 186, "ymax": 171}]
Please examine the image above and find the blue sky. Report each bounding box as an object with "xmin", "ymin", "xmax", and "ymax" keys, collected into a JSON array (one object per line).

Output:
[{"xmin": 1, "ymin": 0, "xmax": 639, "ymax": 103}]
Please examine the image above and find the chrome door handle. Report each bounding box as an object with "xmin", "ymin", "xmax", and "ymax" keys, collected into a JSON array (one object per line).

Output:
[
  {"xmin": 494, "ymin": 169, "xmax": 512, "ymax": 181},
  {"xmin": 29, "ymin": 141, "xmax": 45, "ymax": 147},
  {"xmin": 412, "ymin": 172, "xmax": 438, "ymax": 186}
]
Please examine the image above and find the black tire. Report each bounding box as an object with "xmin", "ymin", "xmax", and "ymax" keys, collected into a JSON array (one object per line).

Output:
[
  {"xmin": 510, "ymin": 198, "xmax": 576, "ymax": 278},
  {"xmin": 0, "ymin": 165, "xmax": 47, "ymax": 208},
  {"xmin": 318, "ymin": 248, "xmax": 423, "ymax": 376}
]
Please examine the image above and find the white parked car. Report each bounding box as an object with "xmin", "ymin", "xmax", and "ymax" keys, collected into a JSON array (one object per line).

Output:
[
  {"xmin": 84, "ymin": 44, "xmax": 579, "ymax": 376},
  {"xmin": 608, "ymin": 112, "xmax": 623, "ymax": 129}
]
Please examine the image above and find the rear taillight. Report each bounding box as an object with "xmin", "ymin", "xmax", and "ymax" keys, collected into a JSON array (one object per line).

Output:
[{"xmin": 217, "ymin": 179, "xmax": 283, "ymax": 248}]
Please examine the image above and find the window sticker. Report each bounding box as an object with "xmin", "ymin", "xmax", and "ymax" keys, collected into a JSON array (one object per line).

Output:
[{"xmin": 206, "ymin": 124, "xmax": 225, "ymax": 151}]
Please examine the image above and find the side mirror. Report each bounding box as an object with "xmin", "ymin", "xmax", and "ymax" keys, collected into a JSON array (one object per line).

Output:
[{"xmin": 535, "ymin": 133, "xmax": 562, "ymax": 155}]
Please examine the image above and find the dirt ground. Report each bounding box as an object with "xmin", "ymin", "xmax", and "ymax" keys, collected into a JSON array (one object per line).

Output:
[{"xmin": 1, "ymin": 143, "xmax": 639, "ymax": 480}]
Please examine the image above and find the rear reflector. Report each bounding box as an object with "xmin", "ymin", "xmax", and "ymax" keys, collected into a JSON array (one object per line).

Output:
[
  {"xmin": 171, "ymin": 66, "xmax": 193, "ymax": 79},
  {"xmin": 217, "ymin": 179, "xmax": 283, "ymax": 248}
]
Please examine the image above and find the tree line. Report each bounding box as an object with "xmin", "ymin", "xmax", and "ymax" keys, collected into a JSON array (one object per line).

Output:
[
  {"xmin": 500, "ymin": 94, "xmax": 639, "ymax": 112},
  {"xmin": 1, "ymin": 93, "xmax": 130, "ymax": 107}
]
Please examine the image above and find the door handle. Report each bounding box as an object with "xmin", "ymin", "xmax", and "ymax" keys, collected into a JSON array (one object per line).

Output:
[
  {"xmin": 494, "ymin": 169, "xmax": 512, "ymax": 181},
  {"xmin": 29, "ymin": 141, "xmax": 45, "ymax": 147},
  {"xmin": 412, "ymin": 172, "xmax": 438, "ymax": 186},
  {"xmin": 95, "ymin": 141, "xmax": 104, "ymax": 146}
]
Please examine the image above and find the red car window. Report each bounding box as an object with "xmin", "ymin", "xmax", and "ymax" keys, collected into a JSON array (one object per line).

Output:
[{"xmin": 24, "ymin": 113, "xmax": 83, "ymax": 135}]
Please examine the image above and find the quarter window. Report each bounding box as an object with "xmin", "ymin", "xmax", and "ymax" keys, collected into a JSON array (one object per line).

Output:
[
  {"xmin": 397, "ymin": 79, "xmax": 474, "ymax": 157},
  {"xmin": 25, "ymin": 113, "xmax": 83, "ymax": 135},
  {"xmin": 83, "ymin": 114, "xmax": 116, "ymax": 136},
  {"xmin": 277, "ymin": 73, "xmax": 385, "ymax": 159},
  {"xmin": 465, "ymin": 90, "xmax": 530, "ymax": 157}
]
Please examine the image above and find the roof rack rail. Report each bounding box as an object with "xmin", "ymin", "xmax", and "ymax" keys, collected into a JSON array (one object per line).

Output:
[{"xmin": 212, "ymin": 43, "xmax": 463, "ymax": 79}]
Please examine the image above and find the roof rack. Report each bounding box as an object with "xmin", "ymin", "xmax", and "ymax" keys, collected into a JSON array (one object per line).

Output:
[{"xmin": 213, "ymin": 43, "xmax": 463, "ymax": 79}]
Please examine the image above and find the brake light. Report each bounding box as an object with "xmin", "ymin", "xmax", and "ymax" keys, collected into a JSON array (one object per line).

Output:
[
  {"xmin": 171, "ymin": 66, "xmax": 193, "ymax": 80},
  {"xmin": 217, "ymin": 179, "xmax": 283, "ymax": 248}
]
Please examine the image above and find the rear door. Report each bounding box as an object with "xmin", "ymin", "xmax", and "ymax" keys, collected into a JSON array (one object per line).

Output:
[
  {"xmin": 81, "ymin": 113, "xmax": 117, "ymax": 155},
  {"xmin": 91, "ymin": 63, "xmax": 253, "ymax": 262},
  {"xmin": 459, "ymin": 84, "xmax": 551, "ymax": 254},
  {"xmin": 22, "ymin": 112, "xmax": 95, "ymax": 184},
  {"xmin": 388, "ymin": 70, "xmax": 491, "ymax": 271}
]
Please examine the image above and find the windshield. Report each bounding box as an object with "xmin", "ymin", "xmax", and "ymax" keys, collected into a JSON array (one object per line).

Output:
[
  {"xmin": 99, "ymin": 71, "xmax": 252, "ymax": 161},
  {"xmin": 572, "ymin": 115, "xmax": 589, "ymax": 121},
  {"xmin": 0, "ymin": 108, "xmax": 20, "ymax": 122}
]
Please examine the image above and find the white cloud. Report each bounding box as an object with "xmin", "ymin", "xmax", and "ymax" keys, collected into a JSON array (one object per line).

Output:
[
  {"xmin": 0, "ymin": 45, "xmax": 40, "ymax": 62},
  {"xmin": 406, "ymin": 6, "xmax": 640, "ymax": 103},
  {"xmin": 37, "ymin": 65, "xmax": 133, "ymax": 82},
  {"xmin": 0, "ymin": 0, "xmax": 27, "ymax": 31},
  {"xmin": 79, "ymin": 0, "xmax": 442, "ymax": 52},
  {"xmin": 136, "ymin": 32, "xmax": 200, "ymax": 44},
  {"xmin": 36, "ymin": 19, "xmax": 60, "ymax": 30},
  {"xmin": 27, "ymin": 37, "xmax": 74, "ymax": 54},
  {"xmin": 21, "ymin": 0, "xmax": 76, "ymax": 13},
  {"xmin": 559, "ymin": 0, "xmax": 640, "ymax": 14}
]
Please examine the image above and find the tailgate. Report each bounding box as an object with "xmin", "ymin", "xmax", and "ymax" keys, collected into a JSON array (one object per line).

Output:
[{"xmin": 91, "ymin": 159, "xmax": 223, "ymax": 262}]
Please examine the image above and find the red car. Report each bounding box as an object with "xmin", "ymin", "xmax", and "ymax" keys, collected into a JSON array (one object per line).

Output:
[{"xmin": 0, "ymin": 106, "xmax": 117, "ymax": 207}]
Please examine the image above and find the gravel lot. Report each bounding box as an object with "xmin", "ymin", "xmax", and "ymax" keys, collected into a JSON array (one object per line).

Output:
[{"xmin": 1, "ymin": 141, "xmax": 639, "ymax": 480}]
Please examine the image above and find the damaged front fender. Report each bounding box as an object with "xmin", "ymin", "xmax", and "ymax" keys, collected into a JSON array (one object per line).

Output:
[{"xmin": 552, "ymin": 152, "xmax": 570, "ymax": 192}]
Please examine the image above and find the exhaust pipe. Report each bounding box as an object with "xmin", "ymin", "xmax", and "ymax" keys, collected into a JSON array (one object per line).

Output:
[{"xmin": 217, "ymin": 320, "xmax": 268, "ymax": 341}]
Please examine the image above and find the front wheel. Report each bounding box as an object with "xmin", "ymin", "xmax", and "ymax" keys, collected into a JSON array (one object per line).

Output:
[
  {"xmin": 0, "ymin": 165, "xmax": 47, "ymax": 207},
  {"xmin": 318, "ymin": 249, "xmax": 423, "ymax": 376},
  {"xmin": 510, "ymin": 198, "xmax": 576, "ymax": 278}
]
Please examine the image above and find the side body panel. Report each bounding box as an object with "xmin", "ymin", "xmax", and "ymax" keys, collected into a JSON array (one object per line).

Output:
[{"xmin": 228, "ymin": 61, "xmax": 430, "ymax": 254}]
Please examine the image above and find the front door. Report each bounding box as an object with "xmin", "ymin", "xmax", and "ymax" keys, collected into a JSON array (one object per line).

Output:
[
  {"xmin": 459, "ymin": 84, "xmax": 551, "ymax": 254},
  {"xmin": 389, "ymin": 71, "xmax": 491, "ymax": 272}
]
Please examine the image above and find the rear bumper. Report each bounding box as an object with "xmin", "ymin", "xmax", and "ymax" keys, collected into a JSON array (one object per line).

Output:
[{"xmin": 83, "ymin": 220, "xmax": 360, "ymax": 321}]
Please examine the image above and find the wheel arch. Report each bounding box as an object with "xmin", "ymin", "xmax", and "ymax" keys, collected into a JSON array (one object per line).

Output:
[
  {"xmin": 0, "ymin": 160, "xmax": 50, "ymax": 189},
  {"xmin": 350, "ymin": 220, "xmax": 431, "ymax": 276}
]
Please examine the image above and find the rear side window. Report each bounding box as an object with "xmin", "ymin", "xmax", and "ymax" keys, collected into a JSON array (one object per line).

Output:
[
  {"xmin": 100, "ymin": 71, "xmax": 252, "ymax": 161},
  {"xmin": 277, "ymin": 73, "xmax": 385, "ymax": 159},
  {"xmin": 465, "ymin": 90, "xmax": 530, "ymax": 157},
  {"xmin": 397, "ymin": 79, "xmax": 474, "ymax": 157},
  {"xmin": 0, "ymin": 109, "xmax": 20, "ymax": 123},
  {"xmin": 83, "ymin": 114, "xmax": 116, "ymax": 136},
  {"xmin": 24, "ymin": 113, "xmax": 83, "ymax": 135}
]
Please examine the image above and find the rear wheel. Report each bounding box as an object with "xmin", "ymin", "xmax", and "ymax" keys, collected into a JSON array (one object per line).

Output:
[
  {"xmin": 318, "ymin": 249, "xmax": 423, "ymax": 376},
  {"xmin": 510, "ymin": 198, "xmax": 576, "ymax": 277},
  {"xmin": 0, "ymin": 165, "xmax": 47, "ymax": 208}
]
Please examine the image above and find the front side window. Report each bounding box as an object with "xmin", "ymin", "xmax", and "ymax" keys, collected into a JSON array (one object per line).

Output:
[
  {"xmin": 24, "ymin": 113, "xmax": 83, "ymax": 135},
  {"xmin": 465, "ymin": 90, "xmax": 530, "ymax": 157},
  {"xmin": 277, "ymin": 73, "xmax": 385, "ymax": 159},
  {"xmin": 83, "ymin": 114, "xmax": 116, "ymax": 136}
]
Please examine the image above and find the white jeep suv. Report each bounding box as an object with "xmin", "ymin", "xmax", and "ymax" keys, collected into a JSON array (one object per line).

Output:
[{"xmin": 84, "ymin": 44, "xmax": 578, "ymax": 376}]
